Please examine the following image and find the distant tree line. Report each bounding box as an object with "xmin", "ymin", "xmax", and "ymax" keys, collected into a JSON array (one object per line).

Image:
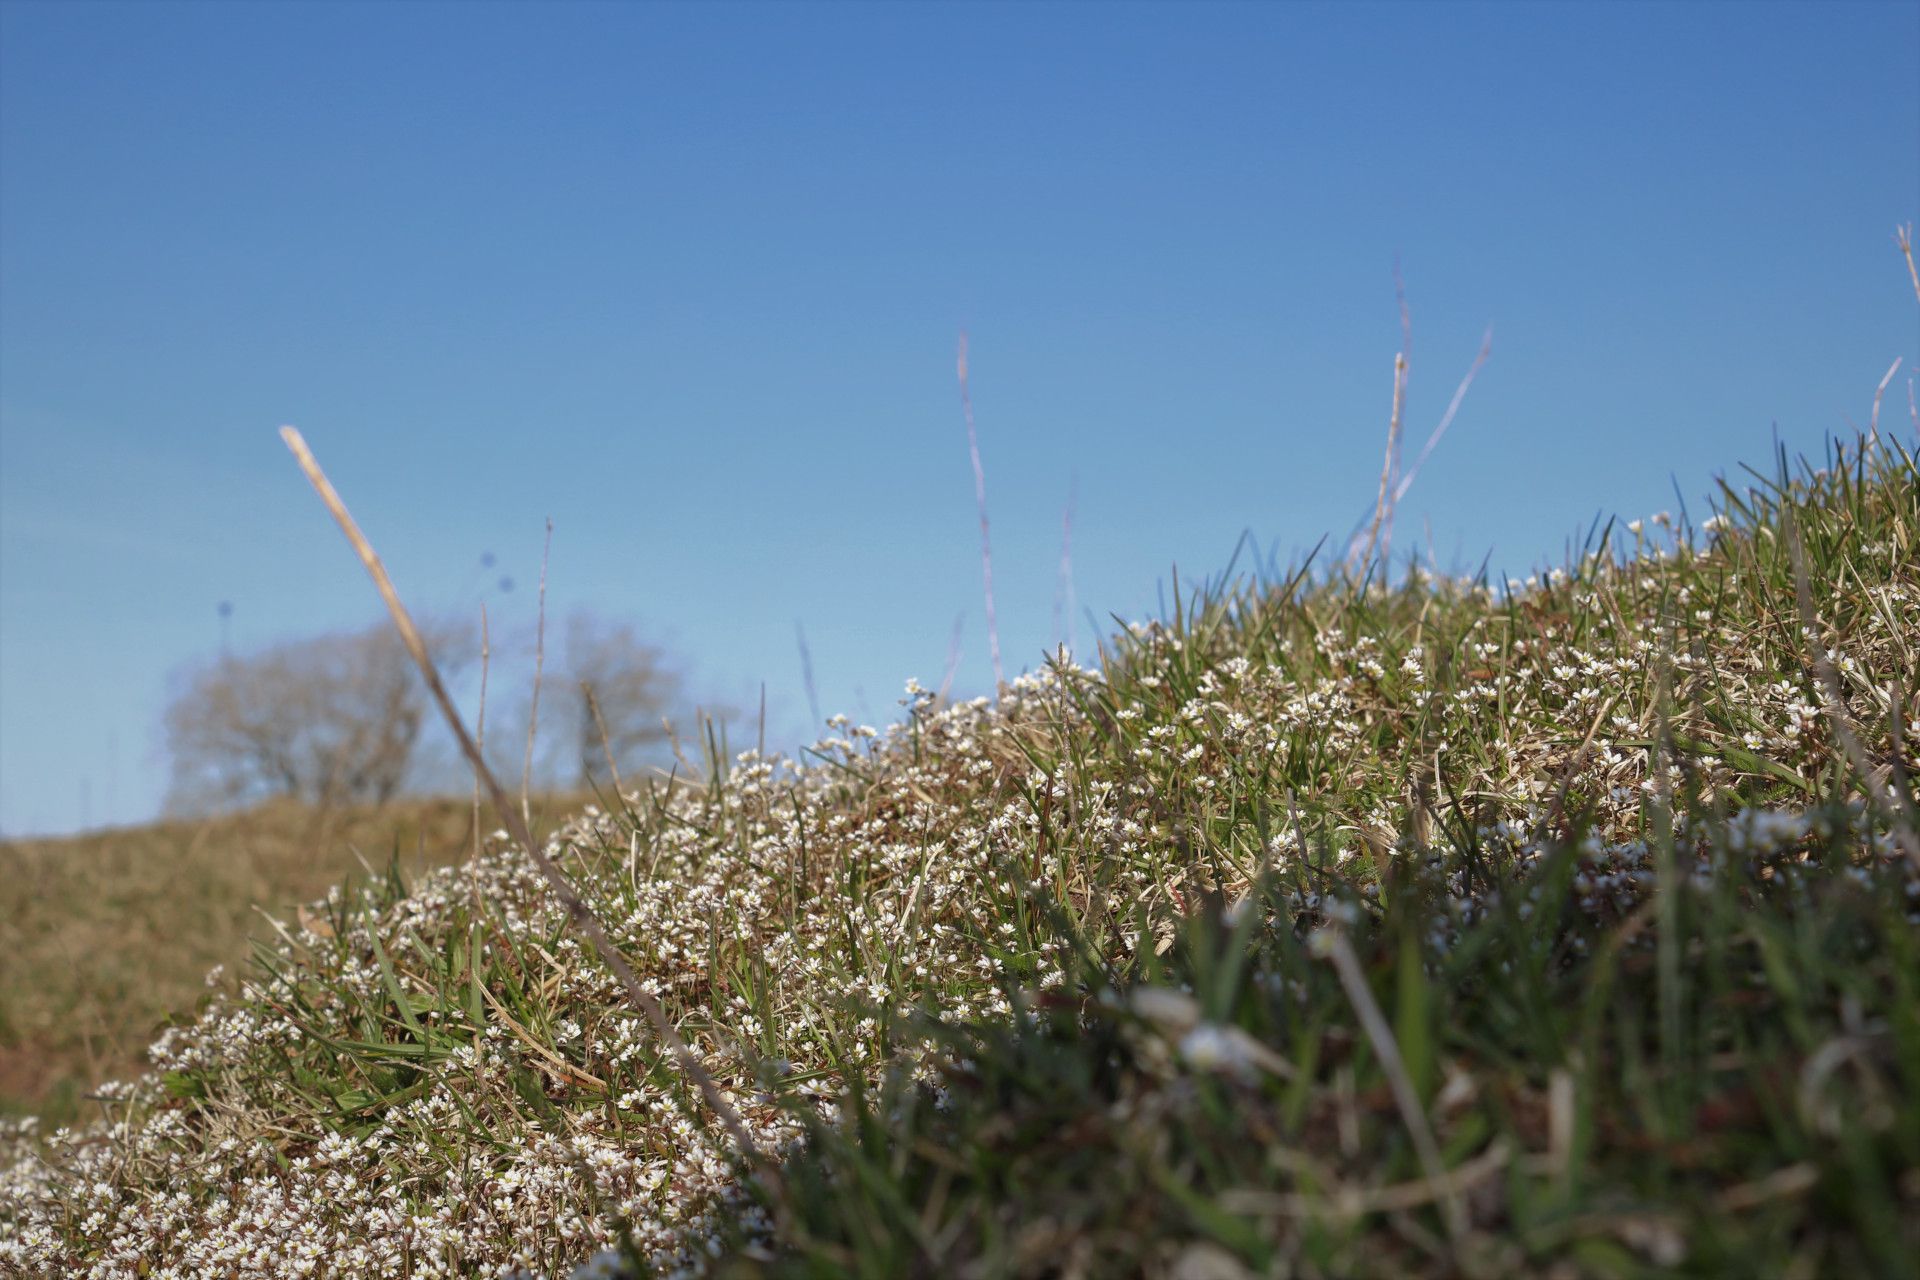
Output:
[{"xmin": 163, "ymin": 612, "xmax": 704, "ymax": 815}]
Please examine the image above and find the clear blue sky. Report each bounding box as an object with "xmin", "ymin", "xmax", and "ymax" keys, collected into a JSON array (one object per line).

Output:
[{"xmin": 2, "ymin": 1, "xmax": 1916, "ymax": 837}]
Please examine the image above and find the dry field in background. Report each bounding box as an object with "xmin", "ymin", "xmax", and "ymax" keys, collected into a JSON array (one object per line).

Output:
[{"xmin": 0, "ymin": 794, "xmax": 588, "ymax": 1125}]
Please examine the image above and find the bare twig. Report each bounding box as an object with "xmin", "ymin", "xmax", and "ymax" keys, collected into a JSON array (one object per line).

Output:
[
  {"xmin": 957, "ymin": 332, "xmax": 1004, "ymax": 689},
  {"xmin": 583, "ymin": 681, "xmax": 625, "ymax": 799},
  {"xmin": 1353, "ymin": 265, "xmax": 1415, "ymax": 572},
  {"xmin": 521, "ymin": 518, "xmax": 552, "ymax": 831},
  {"xmin": 1541, "ymin": 691, "xmax": 1625, "ymax": 837},
  {"xmin": 1376, "ymin": 269, "xmax": 1416, "ymax": 565},
  {"xmin": 1358, "ymin": 352, "xmax": 1409, "ymax": 573},
  {"xmin": 1220, "ymin": 1139, "xmax": 1508, "ymax": 1219},
  {"xmin": 1393, "ymin": 326, "xmax": 1493, "ymax": 509},
  {"xmin": 1715, "ymin": 1162, "xmax": 1819, "ymax": 1213},
  {"xmin": 937, "ymin": 611, "xmax": 965, "ymax": 706},
  {"xmin": 1053, "ymin": 473, "xmax": 1078, "ymax": 657},
  {"xmin": 1787, "ymin": 519, "xmax": 1920, "ymax": 868},
  {"xmin": 278, "ymin": 427, "xmax": 775, "ymax": 1180},
  {"xmin": 1313, "ymin": 925, "xmax": 1468, "ymax": 1245},
  {"xmin": 1546, "ymin": 1069, "xmax": 1575, "ymax": 1185},
  {"xmin": 1887, "ymin": 676, "xmax": 1912, "ymax": 841},
  {"xmin": 1897, "ymin": 223, "xmax": 1920, "ymax": 306},
  {"xmin": 471, "ymin": 602, "xmax": 490, "ymax": 913},
  {"xmin": 1395, "ymin": 259, "xmax": 1412, "ymax": 359},
  {"xmin": 794, "ymin": 621, "xmax": 821, "ymax": 729},
  {"xmin": 1868, "ymin": 357, "xmax": 1902, "ymax": 445}
]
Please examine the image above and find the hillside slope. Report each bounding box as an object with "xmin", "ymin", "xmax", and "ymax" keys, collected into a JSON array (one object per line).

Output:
[
  {"xmin": 0, "ymin": 797, "xmax": 512, "ymax": 1125},
  {"xmin": 4, "ymin": 438, "xmax": 1916, "ymax": 1279}
]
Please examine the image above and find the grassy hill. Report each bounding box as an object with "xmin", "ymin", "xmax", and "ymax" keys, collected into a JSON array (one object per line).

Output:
[
  {"xmin": 0, "ymin": 794, "xmax": 590, "ymax": 1128},
  {"xmin": 3, "ymin": 436, "xmax": 1916, "ymax": 1278}
]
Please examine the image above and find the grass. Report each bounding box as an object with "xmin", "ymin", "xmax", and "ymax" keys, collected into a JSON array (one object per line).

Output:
[
  {"xmin": 0, "ymin": 793, "xmax": 589, "ymax": 1129},
  {"xmin": 2, "ymin": 431, "xmax": 1916, "ymax": 1279}
]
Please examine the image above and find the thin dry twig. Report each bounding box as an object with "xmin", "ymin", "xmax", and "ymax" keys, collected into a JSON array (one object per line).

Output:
[
  {"xmin": 1393, "ymin": 325, "xmax": 1493, "ymax": 509},
  {"xmin": 1219, "ymin": 1139, "xmax": 1508, "ymax": 1219},
  {"xmin": 278, "ymin": 427, "xmax": 776, "ymax": 1182},
  {"xmin": 1898, "ymin": 223, "xmax": 1920, "ymax": 306},
  {"xmin": 1357, "ymin": 273, "xmax": 1413, "ymax": 574},
  {"xmin": 1054, "ymin": 473, "xmax": 1078, "ymax": 657},
  {"xmin": 1313, "ymin": 925, "xmax": 1469, "ymax": 1245},
  {"xmin": 1546, "ymin": 1068, "xmax": 1575, "ymax": 1184},
  {"xmin": 471, "ymin": 602, "xmax": 490, "ymax": 913},
  {"xmin": 1715, "ymin": 1162, "xmax": 1819, "ymax": 1213},
  {"xmin": 1358, "ymin": 351, "xmax": 1408, "ymax": 573},
  {"xmin": 1889, "ymin": 675, "xmax": 1913, "ymax": 829},
  {"xmin": 1868, "ymin": 357, "xmax": 1902, "ymax": 444},
  {"xmin": 794, "ymin": 621, "xmax": 821, "ymax": 729},
  {"xmin": 957, "ymin": 332, "xmax": 1004, "ymax": 689},
  {"xmin": 583, "ymin": 681, "xmax": 625, "ymax": 799},
  {"xmin": 1787, "ymin": 519, "xmax": 1920, "ymax": 869},
  {"xmin": 1375, "ymin": 270, "xmax": 1416, "ymax": 565},
  {"xmin": 937, "ymin": 611, "xmax": 965, "ymax": 706},
  {"xmin": 521, "ymin": 518, "xmax": 552, "ymax": 832}
]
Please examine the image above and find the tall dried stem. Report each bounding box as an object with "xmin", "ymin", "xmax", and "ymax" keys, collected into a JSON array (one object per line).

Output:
[
  {"xmin": 1898, "ymin": 223, "xmax": 1920, "ymax": 305},
  {"xmin": 1054, "ymin": 474, "xmax": 1078, "ymax": 657},
  {"xmin": 937, "ymin": 611, "xmax": 965, "ymax": 706},
  {"xmin": 1868, "ymin": 357, "xmax": 1902, "ymax": 445},
  {"xmin": 794, "ymin": 621, "xmax": 821, "ymax": 729},
  {"xmin": 957, "ymin": 332, "xmax": 1004, "ymax": 690},
  {"xmin": 1313, "ymin": 925, "xmax": 1468, "ymax": 1247},
  {"xmin": 583, "ymin": 682, "xmax": 625, "ymax": 799},
  {"xmin": 1393, "ymin": 326, "xmax": 1492, "ymax": 510},
  {"xmin": 1359, "ymin": 351, "xmax": 1409, "ymax": 574},
  {"xmin": 278, "ymin": 427, "xmax": 776, "ymax": 1184},
  {"xmin": 521, "ymin": 518, "xmax": 551, "ymax": 832},
  {"xmin": 471, "ymin": 602, "xmax": 489, "ymax": 914}
]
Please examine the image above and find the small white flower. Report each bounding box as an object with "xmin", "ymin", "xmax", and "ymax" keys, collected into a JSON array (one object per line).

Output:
[{"xmin": 1177, "ymin": 1023, "xmax": 1244, "ymax": 1072}]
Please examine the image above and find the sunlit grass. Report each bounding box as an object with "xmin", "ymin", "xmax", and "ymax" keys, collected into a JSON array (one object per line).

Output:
[
  {"xmin": 2, "ymin": 435, "xmax": 1915, "ymax": 1278},
  {"xmin": 0, "ymin": 795, "xmax": 588, "ymax": 1128}
]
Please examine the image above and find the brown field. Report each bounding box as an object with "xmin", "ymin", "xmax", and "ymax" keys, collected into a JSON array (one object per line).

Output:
[{"xmin": 0, "ymin": 793, "xmax": 588, "ymax": 1126}]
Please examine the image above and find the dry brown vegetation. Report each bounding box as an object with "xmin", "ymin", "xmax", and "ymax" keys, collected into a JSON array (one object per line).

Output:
[
  {"xmin": 0, "ymin": 793, "xmax": 589, "ymax": 1126},
  {"xmin": 3, "ymin": 432, "xmax": 1915, "ymax": 1278}
]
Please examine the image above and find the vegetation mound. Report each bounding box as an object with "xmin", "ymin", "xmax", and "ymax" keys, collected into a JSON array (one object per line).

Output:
[{"xmin": 4, "ymin": 438, "xmax": 1916, "ymax": 1279}]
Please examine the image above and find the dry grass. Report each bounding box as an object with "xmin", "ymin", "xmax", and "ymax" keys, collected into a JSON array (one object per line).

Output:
[
  {"xmin": 0, "ymin": 794, "xmax": 587, "ymax": 1126},
  {"xmin": 3, "ymin": 432, "xmax": 1914, "ymax": 1278}
]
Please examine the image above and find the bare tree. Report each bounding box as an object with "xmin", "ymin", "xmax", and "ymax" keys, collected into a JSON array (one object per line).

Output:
[
  {"xmin": 561, "ymin": 612, "xmax": 684, "ymax": 788},
  {"xmin": 163, "ymin": 619, "xmax": 465, "ymax": 813}
]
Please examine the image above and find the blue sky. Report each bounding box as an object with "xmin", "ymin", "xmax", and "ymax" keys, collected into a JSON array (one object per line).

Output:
[{"xmin": 2, "ymin": 1, "xmax": 1916, "ymax": 836}]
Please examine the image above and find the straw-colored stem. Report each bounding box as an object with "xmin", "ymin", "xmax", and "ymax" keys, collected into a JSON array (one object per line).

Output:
[
  {"xmin": 583, "ymin": 681, "xmax": 625, "ymax": 798},
  {"xmin": 471, "ymin": 601, "xmax": 489, "ymax": 914},
  {"xmin": 1393, "ymin": 326, "xmax": 1492, "ymax": 509},
  {"xmin": 1054, "ymin": 474, "xmax": 1078, "ymax": 657},
  {"xmin": 1316, "ymin": 925, "xmax": 1468, "ymax": 1245},
  {"xmin": 1868, "ymin": 357, "xmax": 1902, "ymax": 444},
  {"xmin": 958, "ymin": 332, "xmax": 1004, "ymax": 690},
  {"xmin": 278, "ymin": 426, "xmax": 775, "ymax": 1181},
  {"xmin": 1898, "ymin": 223, "xmax": 1920, "ymax": 306},
  {"xmin": 521, "ymin": 518, "xmax": 551, "ymax": 832},
  {"xmin": 1359, "ymin": 352, "xmax": 1408, "ymax": 573}
]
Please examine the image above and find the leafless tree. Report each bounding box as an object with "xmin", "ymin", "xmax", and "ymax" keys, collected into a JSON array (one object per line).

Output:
[
  {"xmin": 560, "ymin": 612, "xmax": 686, "ymax": 788},
  {"xmin": 163, "ymin": 619, "xmax": 466, "ymax": 813}
]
